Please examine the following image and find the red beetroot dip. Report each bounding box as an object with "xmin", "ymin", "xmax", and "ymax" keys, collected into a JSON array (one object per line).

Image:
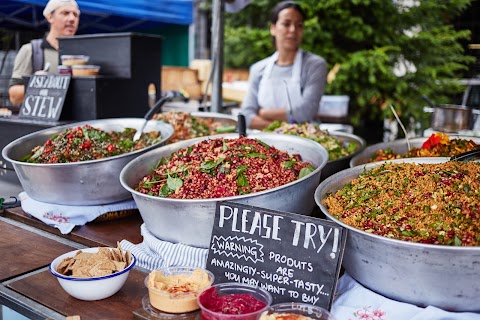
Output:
[{"xmin": 199, "ymin": 287, "xmax": 266, "ymax": 315}]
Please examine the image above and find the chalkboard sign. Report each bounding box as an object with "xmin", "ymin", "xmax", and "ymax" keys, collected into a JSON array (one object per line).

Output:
[
  {"xmin": 19, "ymin": 74, "xmax": 71, "ymax": 121},
  {"xmin": 206, "ymin": 201, "xmax": 347, "ymax": 310}
]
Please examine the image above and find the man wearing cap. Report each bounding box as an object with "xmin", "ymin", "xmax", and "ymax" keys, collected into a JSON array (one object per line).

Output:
[{"xmin": 8, "ymin": 0, "xmax": 80, "ymax": 105}]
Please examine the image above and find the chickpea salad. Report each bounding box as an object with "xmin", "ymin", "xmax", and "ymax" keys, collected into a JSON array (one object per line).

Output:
[
  {"xmin": 263, "ymin": 121, "xmax": 358, "ymax": 161},
  {"xmin": 136, "ymin": 137, "xmax": 315, "ymax": 199},
  {"xmin": 322, "ymin": 161, "xmax": 480, "ymax": 246},
  {"xmin": 21, "ymin": 125, "xmax": 162, "ymax": 163}
]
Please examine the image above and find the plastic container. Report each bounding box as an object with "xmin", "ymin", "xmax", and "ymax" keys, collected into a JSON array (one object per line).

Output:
[
  {"xmin": 72, "ymin": 65, "xmax": 101, "ymax": 76},
  {"xmin": 141, "ymin": 295, "xmax": 200, "ymax": 320},
  {"xmin": 61, "ymin": 55, "xmax": 90, "ymax": 66},
  {"xmin": 145, "ymin": 267, "xmax": 214, "ymax": 314},
  {"xmin": 58, "ymin": 65, "xmax": 72, "ymax": 75},
  {"xmin": 259, "ymin": 302, "xmax": 336, "ymax": 320},
  {"xmin": 318, "ymin": 95, "xmax": 349, "ymax": 118},
  {"xmin": 197, "ymin": 283, "xmax": 272, "ymax": 320}
]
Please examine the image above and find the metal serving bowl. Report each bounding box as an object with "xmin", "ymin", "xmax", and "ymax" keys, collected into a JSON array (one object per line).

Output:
[
  {"xmin": 320, "ymin": 131, "xmax": 366, "ymax": 180},
  {"xmin": 2, "ymin": 118, "xmax": 174, "ymax": 205},
  {"xmin": 120, "ymin": 133, "xmax": 329, "ymax": 248},
  {"xmin": 190, "ymin": 111, "xmax": 237, "ymax": 126},
  {"xmin": 154, "ymin": 111, "xmax": 237, "ymax": 143},
  {"xmin": 350, "ymin": 135, "xmax": 480, "ymax": 167},
  {"xmin": 315, "ymin": 157, "xmax": 480, "ymax": 312}
]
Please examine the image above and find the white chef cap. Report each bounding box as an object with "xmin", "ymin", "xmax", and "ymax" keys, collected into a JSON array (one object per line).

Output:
[{"xmin": 43, "ymin": 0, "xmax": 80, "ymax": 18}]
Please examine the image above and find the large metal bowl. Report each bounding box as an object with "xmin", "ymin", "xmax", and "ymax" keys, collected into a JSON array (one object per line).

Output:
[
  {"xmin": 315, "ymin": 158, "xmax": 480, "ymax": 312},
  {"xmin": 120, "ymin": 133, "xmax": 329, "ymax": 248},
  {"xmin": 2, "ymin": 118, "xmax": 174, "ymax": 205},
  {"xmin": 155, "ymin": 111, "xmax": 237, "ymax": 143},
  {"xmin": 190, "ymin": 111, "xmax": 237, "ymax": 126},
  {"xmin": 350, "ymin": 135, "xmax": 480, "ymax": 167},
  {"xmin": 320, "ymin": 131, "xmax": 366, "ymax": 180}
]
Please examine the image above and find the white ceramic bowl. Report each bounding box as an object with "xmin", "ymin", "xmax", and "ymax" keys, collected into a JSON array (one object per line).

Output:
[{"xmin": 49, "ymin": 247, "xmax": 136, "ymax": 301}]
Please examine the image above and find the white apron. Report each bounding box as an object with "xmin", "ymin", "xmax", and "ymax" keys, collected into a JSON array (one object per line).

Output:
[{"xmin": 257, "ymin": 49, "xmax": 303, "ymax": 122}]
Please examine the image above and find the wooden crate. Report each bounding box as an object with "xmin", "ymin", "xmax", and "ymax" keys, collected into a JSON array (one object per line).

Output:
[{"xmin": 161, "ymin": 66, "xmax": 203, "ymax": 99}]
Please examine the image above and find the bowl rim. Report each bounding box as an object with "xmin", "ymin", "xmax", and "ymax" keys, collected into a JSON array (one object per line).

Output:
[
  {"xmin": 349, "ymin": 135, "xmax": 480, "ymax": 168},
  {"xmin": 2, "ymin": 118, "xmax": 174, "ymax": 167},
  {"xmin": 316, "ymin": 158, "xmax": 480, "ymax": 251},
  {"xmin": 263, "ymin": 125, "xmax": 366, "ymax": 164},
  {"xmin": 145, "ymin": 267, "xmax": 215, "ymax": 297},
  {"xmin": 61, "ymin": 54, "xmax": 90, "ymax": 60},
  {"xmin": 265, "ymin": 302, "xmax": 335, "ymax": 318},
  {"xmin": 71, "ymin": 65, "xmax": 101, "ymax": 69},
  {"xmin": 323, "ymin": 130, "xmax": 366, "ymax": 163},
  {"xmin": 49, "ymin": 247, "xmax": 136, "ymax": 281},
  {"xmin": 197, "ymin": 282, "xmax": 273, "ymax": 317},
  {"xmin": 120, "ymin": 133, "xmax": 329, "ymax": 203}
]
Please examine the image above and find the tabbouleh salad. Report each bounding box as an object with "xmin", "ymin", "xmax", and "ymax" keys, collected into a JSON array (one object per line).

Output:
[
  {"xmin": 263, "ymin": 121, "xmax": 358, "ymax": 161},
  {"xmin": 322, "ymin": 161, "xmax": 480, "ymax": 246},
  {"xmin": 22, "ymin": 125, "xmax": 162, "ymax": 163}
]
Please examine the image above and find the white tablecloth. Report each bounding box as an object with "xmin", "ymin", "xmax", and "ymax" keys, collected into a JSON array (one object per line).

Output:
[
  {"xmin": 19, "ymin": 192, "xmax": 137, "ymax": 234},
  {"xmin": 332, "ymin": 273, "xmax": 479, "ymax": 320}
]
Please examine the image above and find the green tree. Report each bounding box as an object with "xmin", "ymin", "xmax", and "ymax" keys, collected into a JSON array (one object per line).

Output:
[{"xmin": 224, "ymin": 0, "xmax": 474, "ymax": 137}]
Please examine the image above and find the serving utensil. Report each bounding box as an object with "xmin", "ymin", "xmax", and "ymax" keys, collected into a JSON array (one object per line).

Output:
[
  {"xmin": 450, "ymin": 148, "xmax": 480, "ymax": 162},
  {"xmin": 133, "ymin": 91, "xmax": 185, "ymax": 142},
  {"xmin": 389, "ymin": 104, "xmax": 411, "ymax": 151},
  {"xmin": 238, "ymin": 114, "xmax": 246, "ymax": 137}
]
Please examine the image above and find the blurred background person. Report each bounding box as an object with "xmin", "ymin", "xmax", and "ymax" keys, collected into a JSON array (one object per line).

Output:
[
  {"xmin": 8, "ymin": 0, "xmax": 80, "ymax": 105},
  {"xmin": 240, "ymin": 1, "xmax": 327, "ymax": 130}
]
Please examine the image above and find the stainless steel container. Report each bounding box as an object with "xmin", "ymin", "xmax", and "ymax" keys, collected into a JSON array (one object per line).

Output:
[
  {"xmin": 2, "ymin": 118, "xmax": 174, "ymax": 205},
  {"xmin": 349, "ymin": 135, "xmax": 480, "ymax": 167},
  {"xmin": 120, "ymin": 133, "xmax": 329, "ymax": 248},
  {"xmin": 424, "ymin": 104, "xmax": 480, "ymax": 132},
  {"xmin": 321, "ymin": 131, "xmax": 366, "ymax": 180},
  {"xmin": 190, "ymin": 111, "xmax": 237, "ymax": 126},
  {"xmin": 315, "ymin": 158, "xmax": 480, "ymax": 312}
]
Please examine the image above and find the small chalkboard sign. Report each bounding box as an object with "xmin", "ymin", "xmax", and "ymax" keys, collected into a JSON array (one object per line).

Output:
[
  {"xmin": 206, "ymin": 201, "xmax": 347, "ymax": 311},
  {"xmin": 19, "ymin": 74, "xmax": 70, "ymax": 121}
]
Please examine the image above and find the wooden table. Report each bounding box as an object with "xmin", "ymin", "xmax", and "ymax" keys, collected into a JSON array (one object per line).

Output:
[
  {"xmin": 0, "ymin": 205, "xmax": 149, "ymax": 319},
  {"xmin": 7, "ymin": 269, "xmax": 147, "ymax": 320},
  {"xmin": 0, "ymin": 220, "xmax": 75, "ymax": 282}
]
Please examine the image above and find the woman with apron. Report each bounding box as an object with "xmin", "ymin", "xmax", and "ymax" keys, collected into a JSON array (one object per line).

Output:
[{"xmin": 240, "ymin": 1, "xmax": 328, "ymax": 130}]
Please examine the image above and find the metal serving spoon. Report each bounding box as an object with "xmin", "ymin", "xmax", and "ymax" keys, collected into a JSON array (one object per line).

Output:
[{"xmin": 133, "ymin": 90, "xmax": 185, "ymax": 142}]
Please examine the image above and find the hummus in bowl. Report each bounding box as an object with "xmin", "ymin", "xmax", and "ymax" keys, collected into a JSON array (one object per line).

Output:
[{"xmin": 145, "ymin": 267, "xmax": 214, "ymax": 313}]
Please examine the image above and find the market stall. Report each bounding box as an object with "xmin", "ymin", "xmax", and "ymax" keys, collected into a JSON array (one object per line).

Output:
[{"xmin": 1, "ymin": 124, "xmax": 480, "ymax": 319}]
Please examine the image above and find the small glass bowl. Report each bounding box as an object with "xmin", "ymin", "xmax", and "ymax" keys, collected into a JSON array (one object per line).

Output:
[
  {"xmin": 71, "ymin": 65, "xmax": 100, "ymax": 76},
  {"xmin": 259, "ymin": 302, "xmax": 337, "ymax": 320},
  {"xmin": 61, "ymin": 55, "xmax": 90, "ymax": 66},
  {"xmin": 145, "ymin": 267, "xmax": 214, "ymax": 314},
  {"xmin": 197, "ymin": 282, "xmax": 272, "ymax": 320}
]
